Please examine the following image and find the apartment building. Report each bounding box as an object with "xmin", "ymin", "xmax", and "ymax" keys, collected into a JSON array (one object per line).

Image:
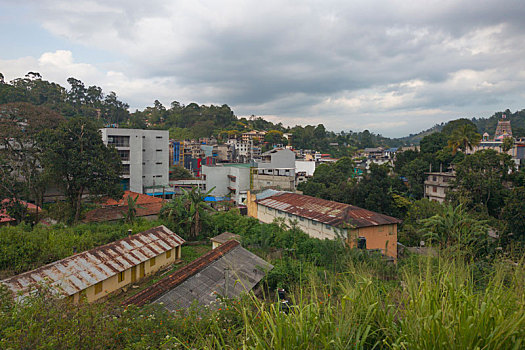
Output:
[{"xmin": 100, "ymin": 128, "xmax": 169, "ymax": 194}]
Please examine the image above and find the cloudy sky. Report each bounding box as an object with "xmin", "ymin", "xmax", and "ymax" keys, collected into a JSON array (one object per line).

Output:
[{"xmin": 1, "ymin": 0, "xmax": 524, "ymax": 137}]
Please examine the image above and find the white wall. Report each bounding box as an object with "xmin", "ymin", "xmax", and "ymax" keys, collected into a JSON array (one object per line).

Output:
[
  {"xmin": 257, "ymin": 204, "xmax": 339, "ymax": 240},
  {"xmin": 295, "ymin": 160, "xmax": 316, "ymax": 176},
  {"xmin": 101, "ymin": 128, "xmax": 168, "ymax": 193}
]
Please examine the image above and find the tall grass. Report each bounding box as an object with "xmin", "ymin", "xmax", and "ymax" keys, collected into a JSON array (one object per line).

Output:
[{"xmin": 1, "ymin": 254, "xmax": 524, "ymax": 349}]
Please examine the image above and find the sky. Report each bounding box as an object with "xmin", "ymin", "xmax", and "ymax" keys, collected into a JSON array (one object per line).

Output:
[{"xmin": 1, "ymin": 0, "xmax": 525, "ymax": 137}]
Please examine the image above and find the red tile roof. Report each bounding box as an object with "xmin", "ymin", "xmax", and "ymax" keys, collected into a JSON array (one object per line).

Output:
[
  {"xmin": 0, "ymin": 199, "xmax": 42, "ymax": 223},
  {"xmin": 123, "ymin": 240, "xmax": 240, "ymax": 307},
  {"xmin": 256, "ymin": 192, "xmax": 401, "ymax": 228},
  {"xmin": 102, "ymin": 191, "xmax": 165, "ymax": 206},
  {"xmin": 83, "ymin": 202, "xmax": 164, "ymax": 223}
]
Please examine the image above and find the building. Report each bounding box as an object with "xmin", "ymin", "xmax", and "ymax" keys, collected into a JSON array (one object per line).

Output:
[
  {"xmin": 0, "ymin": 199, "xmax": 41, "ymax": 226},
  {"xmin": 1, "ymin": 226, "xmax": 184, "ymax": 302},
  {"xmin": 241, "ymin": 130, "xmax": 266, "ymax": 142},
  {"xmin": 100, "ymin": 128, "xmax": 169, "ymax": 194},
  {"xmin": 250, "ymin": 191, "xmax": 401, "ymax": 260},
  {"xmin": 202, "ymin": 164, "xmax": 251, "ymax": 205},
  {"xmin": 424, "ymin": 171, "xmax": 456, "ymax": 203},
  {"xmin": 123, "ymin": 239, "xmax": 273, "ymax": 310},
  {"xmin": 83, "ymin": 191, "xmax": 166, "ymax": 223},
  {"xmin": 252, "ymin": 148, "xmax": 296, "ymax": 192},
  {"xmin": 210, "ymin": 232, "xmax": 241, "ymax": 249}
]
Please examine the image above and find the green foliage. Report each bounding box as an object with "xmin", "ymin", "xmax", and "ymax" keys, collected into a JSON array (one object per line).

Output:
[
  {"xmin": 448, "ymin": 149, "xmax": 514, "ymax": 217},
  {"xmin": 420, "ymin": 204, "xmax": 492, "ymax": 259},
  {"xmin": 38, "ymin": 118, "xmax": 123, "ymax": 222},
  {"xmin": 169, "ymin": 165, "xmax": 193, "ymax": 180},
  {"xmin": 0, "ymin": 220, "xmax": 160, "ymax": 275},
  {"xmin": 399, "ymin": 199, "xmax": 444, "ymax": 246},
  {"xmin": 502, "ymin": 187, "xmax": 525, "ymax": 241},
  {"xmin": 2, "ymin": 255, "xmax": 524, "ymax": 349},
  {"xmin": 160, "ymin": 187, "xmax": 214, "ymax": 240}
]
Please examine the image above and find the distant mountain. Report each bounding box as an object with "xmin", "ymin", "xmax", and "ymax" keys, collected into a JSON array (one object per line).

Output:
[{"xmin": 395, "ymin": 109, "xmax": 525, "ymax": 144}]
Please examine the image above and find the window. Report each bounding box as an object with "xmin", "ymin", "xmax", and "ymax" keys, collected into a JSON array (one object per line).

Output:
[
  {"xmin": 118, "ymin": 271, "xmax": 125, "ymax": 283},
  {"xmin": 299, "ymin": 217, "xmax": 304, "ymax": 221},
  {"xmin": 287, "ymin": 213, "xmax": 292, "ymax": 218},
  {"xmin": 325, "ymin": 224, "xmax": 331, "ymax": 230},
  {"xmin": 121, "ymin": 164, "xmax": 130, "ymax": 175},
  {"xmin": 378, "ymin": 225, "xmax": 384, "ymax": 232},
  {"xmin": 150, "ymin": 257, "xmax": 156, "ymax": 267},
  {"xmin": 389, "ymin": 225, "xmax": 394, "ymax": 235},
  {"xmin": 94, "ymin": 281, "xmax": 103, "ymax": 294},
  {"xmin": 433, "ymin": 176, "xmax": 437, "ymax": 181},
  {"xmin": 312, "ymin": 220, "xmax": 317, "ymax": 226},
  {"xmin": 156, "ymin": 162, "xmax": 162, "ymax": 165},
  {"xmin": 118, "ymin": 150, "xmax": 130, "ymax": 161},
  {"xmin": 156, "ymin": 149, "xmax": 162, "ymax": 152},
  {"xmin": 156, "ymin": 136, "xmax": 163, "ymax": 139},
  {"xmin": 433, "ymin": 186, "xmax": 437, "ymax": 193},
  {"xmin": 107, "ymin": 135, "xmax": 130, "ymax": 147},
  {"xmin": 357, "ymin": 237, "xmax": 367, "ymax": 250},
  {"xmin": 166, "ymin": 249, "xmax": 172, "ymax": 259}
]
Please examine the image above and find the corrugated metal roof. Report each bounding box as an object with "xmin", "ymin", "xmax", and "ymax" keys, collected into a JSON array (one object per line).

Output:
[
  {"xmin": 256, "ymin": 192, "xmax": 401, "ymax": 228},
  {"xmin": 83, "ymin": 202, "xmax": 164, "ymax": 223},
  {"xmin": 210, "ymin": 232, "xmax": 240, "ymax": 244},
  {"xmin": 1, "ymin": 225, "xmax": 185, "ymax": 298},
  {"xmin": 123, "ymin": 240, "xmax": 272, "ymax": 309}
]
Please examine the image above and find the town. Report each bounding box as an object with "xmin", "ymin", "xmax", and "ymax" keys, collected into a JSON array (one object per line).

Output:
[{"xmin": 1, "ymin": 73, "xmax": 524, "ymax": 348}]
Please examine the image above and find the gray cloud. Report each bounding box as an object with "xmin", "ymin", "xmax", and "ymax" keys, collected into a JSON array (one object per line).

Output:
[{"xmin": 2, "ymin": 0, "xmax": 525, "ymax": 136}]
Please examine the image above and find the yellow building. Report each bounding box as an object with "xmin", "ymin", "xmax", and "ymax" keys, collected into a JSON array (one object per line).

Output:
[
  {"xmin": 1, "ymin": 225, "xmax": 184, "ymax": 303},
  {"xmin": 249, "ymin": 191, "xmax": 401, "ymax": 260}
]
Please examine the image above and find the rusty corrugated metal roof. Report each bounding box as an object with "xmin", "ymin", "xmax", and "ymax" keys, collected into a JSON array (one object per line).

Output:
[
  {"xmin": 1, "ymin": 225, "xmax": 185, "ymax": 298},
  {"xmin": 82, "ymin": 202, "xmax": 164, "ymax": 223},
  {"xmin": 256, "ymin": 192, "xmax": 401, "ymax": 228},
  {"xmin": 123, "ymin": 240, "xmax": 240, "ymax": 307}
]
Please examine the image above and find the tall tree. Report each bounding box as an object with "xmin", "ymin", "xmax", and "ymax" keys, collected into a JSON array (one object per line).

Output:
[
  {"xmin": 0, "ymin": 103, "xmax": 64, "ymax": 209},
  {"xmin": 39, "ymin": 118, "xmax": 123, "ymax": 221}
]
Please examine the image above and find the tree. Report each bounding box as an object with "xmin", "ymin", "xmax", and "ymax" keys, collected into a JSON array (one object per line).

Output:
[
  {"xmin": 0, "ymin": 103, "xmax": 64, "ymax": 210},
  {"xmin": 447, "ymin": 124, "xmax": 481, "ymax": 154},
  {"xmin": 421, "ymin": 204, "xmax": 491, "ymax": 259},
  {"xmin": 502, "ymin": 137, "xmax": 514, "ymax": 153},
  {"xmin": 39, "ymin": 118, "xmax": 123, "ymax": 222},
  {"xmin": 161, "ymin": 187, "xmax": 214, "ymax": 239},
  {"xmin": 124, "ymin": 194, "xmax": 144, "ymax": 224},
  {"xmin": 448, "ymin": 150, "xmax": 514, "ymax": 217},
  {"xmin": 264, "ymin": 130, "xmax": 284, "ymax": 145},
  {"xmin": 501, "ymin": 187, "xmax": 525, "ymax": 241}
]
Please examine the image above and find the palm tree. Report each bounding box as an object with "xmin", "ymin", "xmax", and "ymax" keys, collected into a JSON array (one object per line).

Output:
[
  {"xmin": 420, "ymin": 204, "xmax": 490, "ymax": 258},
  {"xmin": 161, "ymin": 187, "xmax": 215, "ymax": 239},
  {"xmin": 447, "ymin": 124, "xmax": 481, "ymax": 155},
  {"xmin": 124, "ymin": 194, "xmax": 144, "ymax": 223}
]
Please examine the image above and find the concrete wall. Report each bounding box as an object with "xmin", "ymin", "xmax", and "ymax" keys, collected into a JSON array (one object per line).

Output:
[
  {"xmin": 295, "ymin": 160, "xmax": 316, "ymax": 176},
  {"xmin": 257, "ymin": 204, "xmax": 338, "ymax": 240},
  {"xmin": 101, "ymin": 128, "xmax": 169, "ymax": 193},
  {"xmin": 257, "ymin": 149, "xmax": 295, "ymax": 169},
  {"xmin": 202, "ymin": 165, "xmax": 250, "ymax": 205},
  {"xmin": 71, "ymin": 245, "xmax": 182, "ymax": 303},
  {"xmin": 252, "ymin": 174, "xmax": 295, "ymax": 191}
]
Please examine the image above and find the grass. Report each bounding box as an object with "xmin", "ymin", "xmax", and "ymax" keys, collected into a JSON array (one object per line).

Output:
[{"xmin": 2, "ymin": 253, "xmax": 524, "ymax": 349}]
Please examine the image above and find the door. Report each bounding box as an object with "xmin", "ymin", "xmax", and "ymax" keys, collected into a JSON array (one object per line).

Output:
[
  {"xmin": 131, "ymin": 266, "xmax": 136, "ymax": 283},
  {"xmin": 139, "ymin": 262, "xmax": 145, "ymax": 278}
]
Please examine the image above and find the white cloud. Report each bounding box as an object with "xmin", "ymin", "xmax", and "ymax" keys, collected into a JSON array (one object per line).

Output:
[{"xmin": 1, "ymin": 0, "xmax": 525, "ymax": 137}]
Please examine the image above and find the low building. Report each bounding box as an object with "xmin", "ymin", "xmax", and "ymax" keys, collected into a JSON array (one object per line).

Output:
[
  {"xmin": 1, "ymin": 226, "xmax": 184, "ymax": 302},
  {"xmin": 424, "ymin": 171, "xmax": 455, "ymax": 203},
  {"xmin": 83, "ymin": 191, "xmax": 166, "ymax": 223},
  {"xmin": 210, "ymin": 232, "xmax": 241, "ymax": 249},
  {"xmin": 202, "ymin": 164, "xmax": 251, "ymax": 205},
  {"xmin": 0, "ymin": 199, "xmax": 41, "ymax": 226},
  {"xmin": 252, "ymin": 148, "xmax": 296, "ymax": 191},
  {"xmin": 251, "ymin": 191, "xmax": 401, "ymax": 260},
  {"xmin": 123, "ymin": 239, "xmax": 273, "ymax": 310}
]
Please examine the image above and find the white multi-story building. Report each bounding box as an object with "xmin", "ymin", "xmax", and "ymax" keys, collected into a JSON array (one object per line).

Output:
[
  {"xmin": 100, "ymin": 128, "xmax": 169, "ymax": 194},
  {"xmin": 201, "ymin": 164, "xmax": 251, "ymax": 205}
]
